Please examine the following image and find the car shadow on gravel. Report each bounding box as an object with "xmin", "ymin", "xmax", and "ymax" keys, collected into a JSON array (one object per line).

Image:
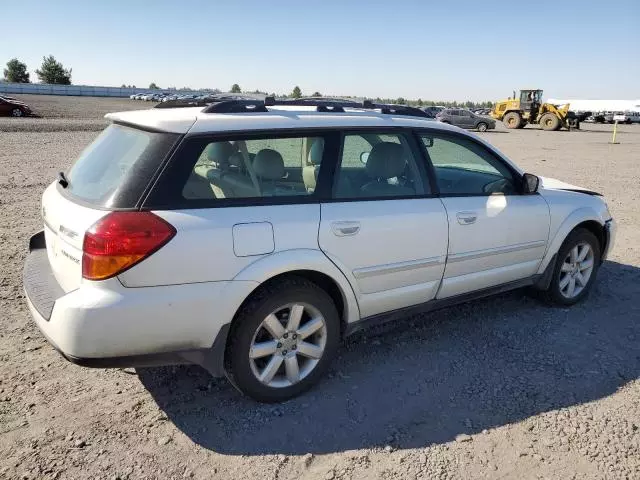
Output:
[{"xmin": 138, "ymin": 260, "xmax": 640, "ymax": 455}]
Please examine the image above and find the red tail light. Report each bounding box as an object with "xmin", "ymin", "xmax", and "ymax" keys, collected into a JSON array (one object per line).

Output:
[{"xmin": 82, "ymin": 212, "xmax": 176, "ymax": 281}]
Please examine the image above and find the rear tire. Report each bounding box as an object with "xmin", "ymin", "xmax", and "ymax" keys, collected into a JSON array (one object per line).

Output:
[
  {"xmin": 503, "ymin": 112, "xmax": 522, "ymax": 129},
  {"xmin": 225, "ymin": 276, "xmax": 340, "ymax": 402},
  {"xmin": 540, "ymin": 113, "xmax": 560, "ymax": 131},
  {"xmin": 11, "ymin": 108, "xmax": 24, "ymax": 117},
  {"xmin": 477, "ymin": 122, "xmax": 488, "ymax": 132},
  {"xmin": 540, "ymin": 228, "xmax": 601, "ymax": 306}
]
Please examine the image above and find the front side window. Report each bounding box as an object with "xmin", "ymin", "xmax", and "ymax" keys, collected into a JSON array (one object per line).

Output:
[
  {"xmin": 333, "ymin": 132, "xmax": 428, "ymax": 199},
  {"xmin": 420, "ymin": 133, "xmax": 518, "ymax": 195},
  {"xmin": 182, "ymin": 135, "xmax": 324, "ymax": 199}
]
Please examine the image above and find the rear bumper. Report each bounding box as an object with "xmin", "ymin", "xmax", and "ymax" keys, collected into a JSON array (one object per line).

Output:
[{"xmin": 22, "ymin": 231, "xmax": 255, "ymax": 376}]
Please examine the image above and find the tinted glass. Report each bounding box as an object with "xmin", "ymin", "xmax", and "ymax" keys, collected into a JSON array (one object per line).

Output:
[
  {"xmin": 420, "ymin": 134, "xmax": 517, "ymax": 195},
  {"xmin": 182, "ymin": 136, "xmax": 323, "ymax": 199},
  {"xmin": 66, "ymin": 124, "xmax": 176, "ymax": 206},
  {"xmin": 334, "ymin": 132, "xmax": 428, "ymax": 199}
]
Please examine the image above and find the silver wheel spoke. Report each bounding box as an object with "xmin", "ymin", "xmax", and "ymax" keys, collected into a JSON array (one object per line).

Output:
[
  {"xmin": 286, "ymin": 304, "xmax": 304, "ymax": 332},
  {"xmin": 263, "ymin": 314, "xmax": 285, "ymax": 339},
  {"xmin": 250, "ymin": 340, "xmax": 279, "ymax": 359},
  {"xmin": 580, "ymin": 259, "xmax": 594, "ymax": 270},
  {"xmin": 259, "ymin": 355, "xmax": 283, "ymax": 383},
  {"xmin": 297, "ymin": 341, "xmax": 323, "ymax": 359},
  {"xmin": 297, "ymin": 317, "xmax": 324, "ymax": 339},
  {"xmin": 570, "ymin": 246, "xmax": 579, "ymax": 263},
  {"xmin": 567, "ymin": 277, "xmax": 576, "ymax": 297},
  {"xmin": 559, "ymin": 274, "xmax": 571, "ymax": 289},
  {"xmin": 561, "ymin": 262, "xmax": 573, "ymax": 273},
  {"xmin": 284, "ymin": 355, "xmax": 300, "ymax": 383},
  {"xmin": 577, "ymin": 244, "xmax": 590, "ymax": 262},
  {"xmin": 574, "ymin": 271, "xmax": 585, "ymax": 287}
]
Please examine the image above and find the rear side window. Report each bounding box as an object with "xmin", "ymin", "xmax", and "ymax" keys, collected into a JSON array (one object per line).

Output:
[
  {"xmin": 65, "ymin": 124, "xmax": 178, "ymax": 207},
  {"xmin": 182, "ymin": 135, "xmax": 324, "ymax": 200}
]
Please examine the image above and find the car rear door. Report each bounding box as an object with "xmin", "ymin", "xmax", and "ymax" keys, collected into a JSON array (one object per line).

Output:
[
  {"xmin": 318, "ymin": 130, "xmax": 448, "ymax": 318},
  {"xmin": 418, "ymin": 130, "xmax": 550, "ymax": 299}
]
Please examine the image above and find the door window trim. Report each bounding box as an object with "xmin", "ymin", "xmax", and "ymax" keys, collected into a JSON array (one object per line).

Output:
[
  {"xmin": 413, "ymin": 128, "xmax": 526, "ymax": 198},
  {"xmin": 143, "ymin": 128, "xmax": 339, "ymax": 210},
  {"xmin": 322, "ymin": 128, "xmax": 438, "ymax": 204}
]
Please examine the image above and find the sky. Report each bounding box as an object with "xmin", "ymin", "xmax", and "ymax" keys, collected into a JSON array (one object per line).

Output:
[{"xmin": 2, "ymin": 0, "xmax": 639, "ymax": 101}]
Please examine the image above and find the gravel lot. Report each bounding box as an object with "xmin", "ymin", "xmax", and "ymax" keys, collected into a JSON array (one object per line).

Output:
[{"xmin": 1, "ymin": 95, "xmax": 639, "ymax": 480}]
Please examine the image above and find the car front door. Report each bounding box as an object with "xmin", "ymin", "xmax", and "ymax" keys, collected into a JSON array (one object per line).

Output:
[
  {"xmin": 418, "ymin": 131, "xmax": 550, "ymax": 299},
  {"xmin": 458, "ymin": 110, "xmax": 475, "ymax": 128},
  {"xmin": 318, "ymin": 130, "xmax": 449, "ymax": 318},
  {"xmin": 0, "ymin": 99, "xmax": 10, "ymax": 115}
]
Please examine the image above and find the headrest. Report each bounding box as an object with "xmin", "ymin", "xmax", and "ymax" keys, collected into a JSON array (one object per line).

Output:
[
  {"xmin": 365, "ymin": 142, "xmax": 406, "ymax": 179},
  {"xmin": 308, "ymin": 138, "xmax": 324, "ymax": 166},
  {"xmin": 206, "ymin": 141, "xmax": 237, "ymax": 164},
  {"xmin": 228, "ymin": 152, "xmax": 245, "ymax": 168},
  {"xmin": 253, "ymin": 149, "xmax": 285, "ymax": 180}
]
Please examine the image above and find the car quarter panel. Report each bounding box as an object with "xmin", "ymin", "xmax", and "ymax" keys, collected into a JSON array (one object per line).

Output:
[{"xmin": 117, "ymin": 204, "xmax": 321, "ymax": 286}]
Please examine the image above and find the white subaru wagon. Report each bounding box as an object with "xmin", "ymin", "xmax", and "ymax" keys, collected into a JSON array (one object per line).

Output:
[{"xmin": 23, "ymin": 97, "xmax": 616, "ymax": 402}]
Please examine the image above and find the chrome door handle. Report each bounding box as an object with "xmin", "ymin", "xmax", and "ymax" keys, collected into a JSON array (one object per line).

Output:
[
  {"xmin": 331, "ymin": 221, "xmax": 361, "ymax": 236},
  {"xmin": 456, "ymin": 212, "xmax": 477, "ymax": 225}
]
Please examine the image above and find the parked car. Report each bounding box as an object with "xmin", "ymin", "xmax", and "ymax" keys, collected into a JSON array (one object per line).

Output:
[
  {"xmin": 23, "ymin": 99, "xmax": 615, "ymax": 402},
  {"xmin": 0, "ymin": 95, "xmax": 32, "ymax": 117},
  {"xmin": 436, "ymin": 108, "xmax": 496, "ymax": 131},
  {"xmin": 625, "ymin": 111, "xmax": 640, "ymax": 123}
]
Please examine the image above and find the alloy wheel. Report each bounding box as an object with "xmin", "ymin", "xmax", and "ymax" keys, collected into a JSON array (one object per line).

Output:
[
  {"xmin": 249, "ymin": 303, "xmax": 327, "ymax": 388},
  {"xmin": 559, "ymin": 242, "xmax": 594, "ymax": 299}
]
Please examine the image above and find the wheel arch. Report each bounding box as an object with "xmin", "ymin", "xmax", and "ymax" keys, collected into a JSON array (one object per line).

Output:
[
  {"xmin": 232, "ymin": 249, "xmax": 361, "ymax": 329},
  {"xmin": 537, "ymin": 209, "xmax": 606, "ymax": 274}
]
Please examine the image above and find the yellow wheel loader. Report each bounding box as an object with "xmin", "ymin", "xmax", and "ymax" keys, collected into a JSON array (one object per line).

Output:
[{"xmin": 491, "ymin": 89, "xmax": 580, "ymax": 131}]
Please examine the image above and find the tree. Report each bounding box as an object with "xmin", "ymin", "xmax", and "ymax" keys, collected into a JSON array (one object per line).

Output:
[
  {"xmin": 396, "ymin": 97, "xmax": 406, "ymax": 105},
  {"xmin": 230, "ymin": 83, "xmax": 241, "ymax": 93},
  {"xmin": 35, "ymin": 56, "xmax": 71, "ymax": 84},
  {"xmin": 149, "ymin": 82, "xmax": 159, "ymax": 89},
  {"xmin": 3, "ymin": 58, "xmax": 30, "ymax": 83},
  {"xmin": 311, "ymin": 91, "xmax": 322, "ymax": 97},
  {"xmin": 416, "ymin": 98, "xmax": 423, "ymax": 107},
  {"xmin": 291, "ymin": 86, "xmax": 302, "ymax": 98}
]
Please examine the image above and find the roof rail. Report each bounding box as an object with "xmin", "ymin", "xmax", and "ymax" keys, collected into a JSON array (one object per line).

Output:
[{"xmin": 155, "ymin": 94, "xmax": 429, "ymax": 118}]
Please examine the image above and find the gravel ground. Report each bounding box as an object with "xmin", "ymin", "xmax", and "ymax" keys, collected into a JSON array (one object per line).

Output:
[{"xmin": 1, "ymin": 96, "xmax": 639, "ymax": 480}]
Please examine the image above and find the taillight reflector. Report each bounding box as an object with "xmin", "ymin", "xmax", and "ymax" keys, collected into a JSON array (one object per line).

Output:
[{"xmin": 82, "ymin": 211, "xmax": 176, "ymax": 280}]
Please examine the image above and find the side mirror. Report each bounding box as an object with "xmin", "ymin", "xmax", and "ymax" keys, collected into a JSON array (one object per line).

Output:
[
  {"xmin": 360, "ymin": 152, "xmax": 370, "ymax": 164},
  {"xmin": 522, "ymin": 173, "xmax": 539, "ymax": 194}
]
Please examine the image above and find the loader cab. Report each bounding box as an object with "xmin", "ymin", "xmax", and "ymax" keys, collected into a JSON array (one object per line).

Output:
[
  {"xmin": 520, "ymin": 89, "xmax": 542, "ymax": 109},
  {"xmin": 520, "ymin": 89, "xmax": 543, "ymax": 119}
]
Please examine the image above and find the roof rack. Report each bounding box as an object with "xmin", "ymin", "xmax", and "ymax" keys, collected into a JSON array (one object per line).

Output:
[{"xmin": 154, "ymin": 93, "xmax": 429, "ymax": 118}]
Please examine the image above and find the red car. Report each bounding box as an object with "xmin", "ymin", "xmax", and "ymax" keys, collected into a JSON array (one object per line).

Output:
[{"xmin": 0, "ymin": 95, "xmax": 32, "ymax": 117}]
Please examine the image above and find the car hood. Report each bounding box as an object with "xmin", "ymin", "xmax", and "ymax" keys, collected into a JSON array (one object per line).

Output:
[{"xmin": 539, "ymin": 176, "xmax": 601, "ymax": 196}]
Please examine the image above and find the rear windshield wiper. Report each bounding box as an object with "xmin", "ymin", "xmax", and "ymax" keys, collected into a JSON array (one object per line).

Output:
[{"xmin": 58, "ymin": 171, "xmax": 69, "ymax": 188}]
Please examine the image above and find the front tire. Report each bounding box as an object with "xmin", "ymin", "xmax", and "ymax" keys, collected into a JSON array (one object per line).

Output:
[
  {"xmin": 11, "ymin": 108, "xmax": 24, "ymax": 117},
  {"xmin": 541, "ymin": 228, "xmax": 601, "ymax": 306},
  {"xmin": 477, "ymin": 122, "xmax": 488, "ymax": 132},
  {"xmin": 225, "ymin": 276, "xmax": 340, "ymax": 402},
  {"xmin": 540, "ymin": 112, "xmax": 560, "ymax": 131}
]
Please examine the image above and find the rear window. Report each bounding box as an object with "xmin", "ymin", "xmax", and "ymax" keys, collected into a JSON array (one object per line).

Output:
[{"xmin": 65, "ymin": 124, "xmax": 178, "ymax": 207}]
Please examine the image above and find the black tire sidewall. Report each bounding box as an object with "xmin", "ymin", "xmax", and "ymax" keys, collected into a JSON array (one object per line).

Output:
[
  {"xmin": 546, "ymin": 228, "xmax": 601, "ymax": 305},
  {"xmin": 225, "ymin": 279, "xmax": 340, "ymax": 402}
]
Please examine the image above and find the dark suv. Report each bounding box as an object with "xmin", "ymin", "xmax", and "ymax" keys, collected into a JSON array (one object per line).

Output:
[{"xmin": 436, "ymin": 108, "xmax": 495, "ymax": 131}]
